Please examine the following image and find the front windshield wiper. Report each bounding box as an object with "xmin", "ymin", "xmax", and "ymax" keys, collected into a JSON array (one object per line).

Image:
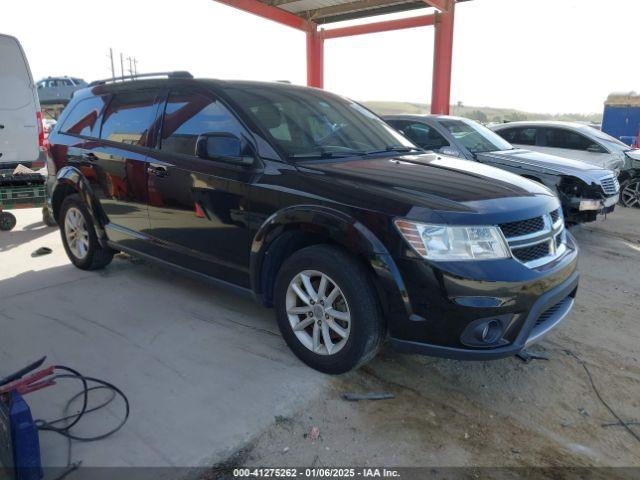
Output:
[
  {"xmin": 363, "ymin": 145, "xmax": 424, "ymax": 155},
  {"xmin": 289, "ymin": 150, "xmax": 365, "ymax": 160}
]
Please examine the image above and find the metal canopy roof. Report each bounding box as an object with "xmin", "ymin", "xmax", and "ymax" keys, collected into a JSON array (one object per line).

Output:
[{"xmin": 255, "ymin": 0, "xmax": 468, "ymax": 24}]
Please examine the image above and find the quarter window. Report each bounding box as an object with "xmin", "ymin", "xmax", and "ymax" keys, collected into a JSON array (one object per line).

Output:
[
  {"xmin": 161, "ymin": 92, "xmax": 242, "ymax": 157},
  {"xmin": 100, "ymin": 90, "xmax": 159, "ymax": 146},
  {"xmin": 60, "ymin": 96, "xmax": 110, "ymax": 138}
]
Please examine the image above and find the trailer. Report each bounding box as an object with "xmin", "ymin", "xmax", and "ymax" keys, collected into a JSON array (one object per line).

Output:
[{"xmin": 602, "ymin": 92, "xmax": 640, "ymax": 147}]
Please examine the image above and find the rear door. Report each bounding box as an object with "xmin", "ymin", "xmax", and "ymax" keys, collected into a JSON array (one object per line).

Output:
[
  {"xmin": 82, "ymin": 89, "xmax": 163, "ymax": 241},
  {"xmin": 145, "ymin": 88, "xmax": 253, "ymax": 286},
  {"xmin": 0, "ymin": 34, "xmax": 39, "ymax": 167}
]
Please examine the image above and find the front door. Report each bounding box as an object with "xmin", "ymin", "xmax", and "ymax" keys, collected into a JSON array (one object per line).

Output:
[
  {"xmin": 145, "ymin": 89, "xmax": 253, "ymax": 287},
  {"xmin": 84, "ymin": 90, "xmax": 163, "ymax": 245}
]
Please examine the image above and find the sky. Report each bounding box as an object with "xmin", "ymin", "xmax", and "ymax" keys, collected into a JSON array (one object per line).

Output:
[{"xmin": 1, "ymin": 0, "xmax": 637, "ymax": 114}]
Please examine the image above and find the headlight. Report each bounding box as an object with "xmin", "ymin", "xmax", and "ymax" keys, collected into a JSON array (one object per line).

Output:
[{"xmin": 395, "ymin": 220, "xmax": 510, "ymax": 261}]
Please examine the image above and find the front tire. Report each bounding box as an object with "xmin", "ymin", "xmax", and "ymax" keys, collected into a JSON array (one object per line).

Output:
[
  {"xmin": 619, "ymin": 177, "xmax": 640, "ymax": 208},
  {"xmin": 274, "ymin": 245, "xmax": 384, "ymax": 374},
  {"xmin": 59, "ymin": 194, "xmax": 113, "ymax": 270}
]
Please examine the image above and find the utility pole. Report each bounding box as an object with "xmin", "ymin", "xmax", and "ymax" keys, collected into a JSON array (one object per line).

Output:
[
  {"xmin": 126, "ymin": 56, "xmax": 134, "ymax": 77},
  {"xmin": 133, "ymin": 58, "xmax": 138, "ymax": 76},
  {"xmin": 120, "ymin": 53, "xmax": 125, "ymax": 79},
  {"xmin": 108, "ymin": 48, "xmax": 115, "ymax": 80}
]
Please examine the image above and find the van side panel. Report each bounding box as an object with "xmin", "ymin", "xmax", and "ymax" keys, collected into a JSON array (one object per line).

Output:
[{"xmin": 0, "ymin": 34, "xmax": 40, "ymax": 166}]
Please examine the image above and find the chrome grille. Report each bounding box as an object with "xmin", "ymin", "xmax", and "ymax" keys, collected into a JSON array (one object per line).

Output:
[
  {"xmin": 600, "ymin": 174, "xmax": 620, "ymax": 196},
  {"xmin": 500, "ymin": 209, "xmax": 565, "ymax": 268}
]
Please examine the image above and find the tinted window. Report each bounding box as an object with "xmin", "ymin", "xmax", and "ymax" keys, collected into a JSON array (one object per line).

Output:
[
  {"xmin": 498, "ymin": 127, "xmax": 537, "ymax": 146},
  {"xmin": 100, "ymin": 90, "xmax": 159, "ymax": 146},
  {"xmin": 392, "ymin": 121, "xmax": 449, "ymax": 150},
  {"xmin": 440, "ymin": 119, "xmax": 513, "ymax": 153},
  {"xmin": 543, "ymin": 128, "xmax": 592, "ymax": 150},
  {"xmin": 221, "ymin": 84, "xmax": 414, "ymax": 160},
  {"xmin": 160, "ymin": 91, "xmax": 243, "ymax": 157},
  {"xmin": 60, "ymin": 96, "xmax": 110, "ymax": 137}
]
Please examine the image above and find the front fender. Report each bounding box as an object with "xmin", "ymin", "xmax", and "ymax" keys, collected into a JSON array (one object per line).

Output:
[
  {"xmin": 50, "ymin": 166, "xmax": 108, "ymax": 243},
  {"xmin": 250, "ymin": 205, "xmax": 414, "ymax": 319}
]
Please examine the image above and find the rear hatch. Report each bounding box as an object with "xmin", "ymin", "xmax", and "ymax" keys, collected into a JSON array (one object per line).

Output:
[{"xmin": 0, "ymin": 34, "xmax": 40, "ymax": 169}]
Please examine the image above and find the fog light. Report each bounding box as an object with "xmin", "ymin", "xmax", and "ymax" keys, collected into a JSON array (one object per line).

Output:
[
  {"xmin": 475, "ymin": 320, "xmax": 502, "ymax": 344},
  {"xmin": 460, "ymin": 316, "xmax": 509, "ymax": 348}
]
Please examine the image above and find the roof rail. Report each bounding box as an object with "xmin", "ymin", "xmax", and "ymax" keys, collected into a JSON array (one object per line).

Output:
[{"xmin": 89, "ymin": 71, "xmax": 193, "ymax": 87}]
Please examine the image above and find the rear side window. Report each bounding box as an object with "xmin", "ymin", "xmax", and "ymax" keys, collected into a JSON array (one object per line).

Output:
[
  {"xmin": 0, "ymin": 36, "xmax": 32, "ymax": 110},
  {"xmin": 60, "ymin": 96, "xmax": 110, "ymax": 138},
  {"xmin": 498, "ymin": 127, "xmax": 537, "ymax": 146},
  {"xmin": 543, "ymin": 128, "xmax": 592, "ymax": 150},
  {"xmin": 160, "ymin": 91, "xmax": 242, "ymax": 157},
  {"xmin": 392, "ymin": 121, "xmax": 449, "ymax": 150},
  {"xmin": 100, "ymin": 90, "xmax": 159, "ymax": 146}
]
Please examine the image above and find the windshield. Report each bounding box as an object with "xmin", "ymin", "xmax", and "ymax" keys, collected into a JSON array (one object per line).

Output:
[
  {"xmin": 440, "ymin": 118, "xmax": 513, "ymax": 153},
  {"xmin": 221, "ymin": 84, "xmax": 416, "ymax": 160},
  {"xmin": 583, "ymin": 125, "xmax": 632, "ymax": 152}
]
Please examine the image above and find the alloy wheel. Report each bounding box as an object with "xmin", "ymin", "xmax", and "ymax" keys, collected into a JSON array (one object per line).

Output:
[
  {"xmin": 621, "ymin": 180, "xmax": 640, "ymax": 208},
  {"xmin": 64, "ymin": 207, "xmax": 90, "ymax": 259},
  {"xmin": 285, "ymin": 270, "xmax": 351, "ymax": 355}
]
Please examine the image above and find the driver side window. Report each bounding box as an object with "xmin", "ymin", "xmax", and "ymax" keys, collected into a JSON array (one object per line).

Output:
[
  {"xmin": 396, "ymin": 122, "xmax": 449, "ymax": 151},
  {"xmin": 161, "ymin": 91, "xmax": 243, "ymax": 157}
]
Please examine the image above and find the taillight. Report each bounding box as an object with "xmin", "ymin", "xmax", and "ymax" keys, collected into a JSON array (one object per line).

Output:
[{"xmin": 36, "ymin": 111, "xmax": 45, "ymax": 149}]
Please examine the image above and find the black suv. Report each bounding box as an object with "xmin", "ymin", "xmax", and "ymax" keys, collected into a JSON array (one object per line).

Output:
[{"xmin": 46, "ymin": 73, "xmax": 579, "ymax": 374}]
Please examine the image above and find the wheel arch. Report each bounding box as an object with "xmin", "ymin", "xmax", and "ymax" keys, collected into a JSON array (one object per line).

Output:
[
  {"xmin": 50, "ymin": 166, "xmax": 108, "ymax": 243},
  {"xmin": 250, "ymin": 205, "xmax": 412, "ymax": 319}
]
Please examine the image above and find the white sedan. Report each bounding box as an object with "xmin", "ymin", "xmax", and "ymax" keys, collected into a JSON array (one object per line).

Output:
[{"xmin": 491, "ymin": 121, "xmax": 640, "ymax": 208}]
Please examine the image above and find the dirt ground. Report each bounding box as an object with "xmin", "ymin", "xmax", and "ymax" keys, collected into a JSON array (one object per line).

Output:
[{"xmin": 230, "ymin": 208, "xmax": 640, "ymax": 472}]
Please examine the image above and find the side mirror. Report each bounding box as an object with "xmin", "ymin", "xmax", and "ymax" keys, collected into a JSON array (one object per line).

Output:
[
  {"xmin": 439, "ymin": 146, "xmax": 463, "ymax": 158},
  {"xmin": 196, "ymin": 133, "xmax": 254, "ymax": 166}
]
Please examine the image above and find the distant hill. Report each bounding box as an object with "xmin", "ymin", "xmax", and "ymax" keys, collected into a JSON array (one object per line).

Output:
[{"xmin": 362, "ymin": 101, "xmax": 603, "ymax": 124}]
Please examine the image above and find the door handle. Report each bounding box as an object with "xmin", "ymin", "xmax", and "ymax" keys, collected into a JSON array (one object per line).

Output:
[{"xmin": 148, "ymin": 163, "xmax": 168, "ymax": 177}]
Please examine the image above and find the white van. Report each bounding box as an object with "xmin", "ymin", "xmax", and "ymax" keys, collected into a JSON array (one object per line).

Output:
[{"xmin": 0, "ymin": 33, "xmax": 45, "ymax": 169}]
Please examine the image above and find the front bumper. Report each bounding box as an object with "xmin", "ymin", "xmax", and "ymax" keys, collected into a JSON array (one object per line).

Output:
[
  {"xmin": 576, "ymin": 193, "xmax": 619, "ymax": 211},
  {"xmin": 386, "ymin": 232, "xmax": 579, "ymax": 360},
  {"xmin": 389, "ymin": 269, "xmax": 578, "ymax": 360}
]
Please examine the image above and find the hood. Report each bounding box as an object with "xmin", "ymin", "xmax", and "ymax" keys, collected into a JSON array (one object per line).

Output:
[
  {"xmin": 295, "ymin": 153, "xmax": 558, "ymax": 222},
  {"xmin": 478, "ymin": 149, "xmax": 615, "ymax": 184},
  {"xmin": 625, "ymin": 149, "xmax": 640, "ymax": 168}
]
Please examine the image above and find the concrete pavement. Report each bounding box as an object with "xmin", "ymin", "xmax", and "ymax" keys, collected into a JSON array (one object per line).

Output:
[{"xmin": 0, "ymin": 208, "xmax": 327, "ymax": 468}]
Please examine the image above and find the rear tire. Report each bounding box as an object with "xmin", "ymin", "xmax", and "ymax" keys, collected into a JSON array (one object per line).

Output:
[
  {"xmin": 274, "ymin": 245, "xmax": 384, "ymax": 374},
  {"xmin": 59, "ymin": 194, "xmax": 113, "ymax": 270},
  {"xmin": 0, "ymin": 212, "xmax": 17, "ymax": 231}
]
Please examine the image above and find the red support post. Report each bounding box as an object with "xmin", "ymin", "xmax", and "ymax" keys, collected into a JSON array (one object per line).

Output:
[
  {"xmin": 431, "ymin": 0, "xmax": 455, "ymax": 114},
  {"xmin": 306, "ymin": 27, "xmax": 324, "ymax": 88}
]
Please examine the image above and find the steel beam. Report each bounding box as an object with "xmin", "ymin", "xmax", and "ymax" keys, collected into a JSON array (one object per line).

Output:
[
  {"xmin": 322, "ymin": 14, "xmax": 436, "ymax": 39},
  {"xmin": 306, "ymin": 28, "xmax": 324, "ymax": 88},
  {"xmin": 423, "ymin": 0, "xmax": 449, "ymax": 11},
  {"xmin": 213, "ymin": 0, "xmax": 311, "ymax": 30},
  {"xmin": 431, "ymin": 1, "xmax": 455, "ymax": 114}
]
